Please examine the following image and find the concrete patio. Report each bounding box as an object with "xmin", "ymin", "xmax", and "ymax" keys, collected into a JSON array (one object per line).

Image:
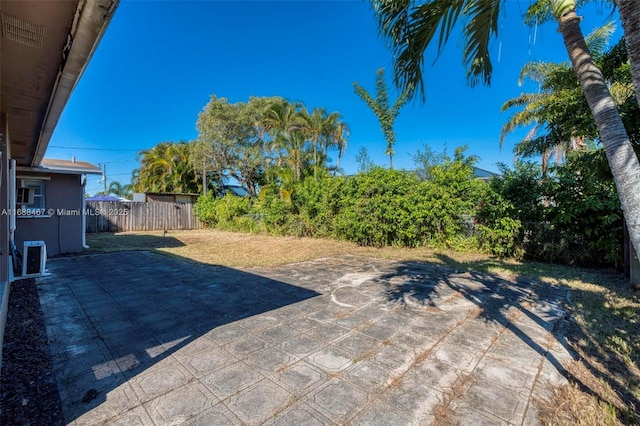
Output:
[{"xmin": 37, "ymin": 251, "xmax": 575, "ymax": 425}]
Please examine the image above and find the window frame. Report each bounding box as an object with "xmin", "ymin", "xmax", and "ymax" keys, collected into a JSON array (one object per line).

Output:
[{"xmin": 16, "ymin": 177, "xmax": 47, "ymax": 216}]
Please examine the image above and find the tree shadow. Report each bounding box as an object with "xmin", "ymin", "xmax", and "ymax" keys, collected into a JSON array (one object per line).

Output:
[
  {"xmin": 85, "ymin": 233, "xmax": 186, "ymax": 251},
  {"xmin": 36, "ymin": 250, "xmax": 319, "ymax": 423},
  {"xmin": 375, "ymin": 253, "xmax": 638, "ymax": 422}
]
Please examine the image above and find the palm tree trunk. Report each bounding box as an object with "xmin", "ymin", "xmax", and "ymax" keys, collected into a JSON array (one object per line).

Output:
[
  {"xmin": 558, "ymin": 9, "xmax": 640, "ymax": 288},
  {"xmin": 617, "ymin": 0, "xmax": 640, "ymax": 109},
  {"xmin": 313, "ymin": 140, "xmax": 318, "ymax": 181}
]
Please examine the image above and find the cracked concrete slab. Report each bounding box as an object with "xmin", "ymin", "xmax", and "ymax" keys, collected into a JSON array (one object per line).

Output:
[{"xmin": 37, "ymin": 251, "xmax": 574, "ymax": 424}]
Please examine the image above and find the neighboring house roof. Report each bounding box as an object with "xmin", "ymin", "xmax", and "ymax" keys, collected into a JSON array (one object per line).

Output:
[
  {"xmin": 86, "ymin": 195, "xmax": 128, "ymax": 202},
  {"xmin": 411, "ymin": 167, "xmax": 500, "ymax": 181},
  {"xmin": 472, "ymin": 167, "xmax": 500, "ymax": 181},
  {"xmin": 145, "ymin": 192, "xmax": 200, "ymax": 196},
  {"xmin": 221, "ymin": 185, "xmax": 248, "ymax": 197},
  {"xmin": 17, "ymin": 158, "xmax": 101, "ymax": 175}
]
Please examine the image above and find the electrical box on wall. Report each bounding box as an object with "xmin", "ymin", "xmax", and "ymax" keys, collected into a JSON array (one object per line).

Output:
[{"xmin": 22, "ymin": 241, "xmax": 47, "ymax": 278}]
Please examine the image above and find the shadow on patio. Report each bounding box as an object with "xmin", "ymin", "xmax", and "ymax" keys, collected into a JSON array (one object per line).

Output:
[
  {"xmin": 38, "ymin": 241, "xmax": 319, "ymax": 423},
  {"xmin": 375, "ymin": 253, "xmax": 637, "ymax": 424}
]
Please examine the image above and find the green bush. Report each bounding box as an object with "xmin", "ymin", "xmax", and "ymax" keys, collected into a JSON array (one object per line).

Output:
[
  {"xmin": 195, "ymin": 149, "xmax": 524, "ymax": 258},
  {"xmin": 194, "ymin": 145, "xmax": 627, "ymax": 267},
  {"xmin": 491, "ymin": 152, "xmax": 623, "ymax": 268},
  {"xmin": 193, "ymin": 193, "xmax": 252, "ymax": 231}
]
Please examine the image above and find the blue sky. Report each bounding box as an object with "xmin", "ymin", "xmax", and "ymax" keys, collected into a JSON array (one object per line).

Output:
[{"xmin": 47, "ymin": 0, "xmax": 621, "ymax": 195}]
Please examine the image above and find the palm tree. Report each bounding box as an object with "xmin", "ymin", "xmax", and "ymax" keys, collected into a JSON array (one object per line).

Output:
[
  {"xmin": 501, "ymin": 23, "xmax": 633, "ymax": 173},
  {"xmin": 133, "ymin": 141, "xmax": 199, "ymax": 193},
  {"xmin": 107, "ymin": 181, "xmax": 133, "ymax": 199},
  {"xmin": 301, "ymin": 107, "xmax": 327, "ymax": 180},
  {"xmin": 330, "ymin": 120, "xmax": 350, "ymax": 175},
  {"xmin": 262, "ymin": 99, "xmax": 309, "ymax": 181},
  {"xmin": 372, "ymin": 0, "xmax": 640, "ymax": 282},
  {"xmin": 311, "ymin": 108, "xmax": 349, "ymax": 177},
  {"xmin": 353, "ymin": 68, "xmax": 408, "ymax": 169}
]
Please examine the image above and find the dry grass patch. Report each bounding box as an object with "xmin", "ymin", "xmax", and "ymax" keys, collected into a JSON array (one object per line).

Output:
[
  {"xmin": 87, "ymin": 229, "xmax": 464, "ymax": 268},
  {"xmin": 535, "ymin": 274, "xmax": 640, "ymax": 425}
]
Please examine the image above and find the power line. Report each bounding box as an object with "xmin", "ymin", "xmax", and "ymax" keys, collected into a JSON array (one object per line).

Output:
[{"xmin": 49, "ymin": 145, "xmax": 144, "ymax": 152}]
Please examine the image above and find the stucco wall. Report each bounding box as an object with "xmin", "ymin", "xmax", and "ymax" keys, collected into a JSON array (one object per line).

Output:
[{"xmin": 15, "ymin": 173, "xmax": 83, "ymax": 257}]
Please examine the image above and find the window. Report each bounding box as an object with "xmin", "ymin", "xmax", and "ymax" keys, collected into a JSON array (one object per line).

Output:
[{"xmin": 17, "ymin": 179, "xmax": 45, "ymax": 214}]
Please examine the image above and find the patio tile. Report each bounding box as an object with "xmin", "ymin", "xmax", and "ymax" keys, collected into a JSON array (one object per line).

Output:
[
  {"xmin": 244, "ymin": 347, "xmax": 298, "ymax": 375},
  {"xmin": 342, "ymin": 360, "xmax": 393, "ymax": 393},
  {"xmin": 188, "ymin": 402, "xmax": 243, "ymax": 426},
  {"xmin": 224, "ymin": 379, "xmax": 293, "ymax": 424},
  {"xmin": 201, "ymin": 361, "xmax": 264, "ymax": 400},
  {"xmin": 308, "ymin": 346, "xmax": 354, "ymax": 373},
  {"xmin": 349, "ymin": 401, "xmax": 417, "ymax": 426},
  {"xmin": 305, "ymin": 322, "xmax": 352, "ymax": 344},
  {"xmin": 265, "ymin": 403, "xmax": 330, "ymax": 426},
  {"xmin": 179, "ymin": 346, "xmax": 238, "ymax": 377},
  {"xmin": 222, "ymin": 334, "xmax": 267, "ymax": 358},
  {"xmin": 274, "ymin": 360, "xmax": 326, "ymax": 393},
  {"xmin": 103, "ymin": 405, "xmax": 155, "ymax": 426},
  {"xmin": 129, "ymin": 360, "xmax": 193, "ymax": 403},
  {"xmin": 145, "ymin": 382, "xmax": 217, "ymax": 425},
  {"xmin": 205, "ymin": 323, "xmax": 249, "ymax": 345},
  {"xmin": 307, "ymin": 378, "xmax": 368, "ymax": 423},
  {"xmin": 257, "ymin": 325, "xmax": 301, "ymax": 345},
  {"xmin": 281, "ymin": 334, "xmax": 324, "ymax": 357},
  {"xmin": 332, "ymin": 331, "xmax": 380, "ymax": 359}
]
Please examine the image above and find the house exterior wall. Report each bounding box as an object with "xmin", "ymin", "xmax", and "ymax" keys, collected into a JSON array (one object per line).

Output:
[{"xmin": 15, "ymin": 173, "xmax": 83, "ymax": 257}]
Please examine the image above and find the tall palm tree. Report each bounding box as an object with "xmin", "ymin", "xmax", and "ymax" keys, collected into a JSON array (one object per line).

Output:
[
  {"xmin": 372, "ymin": 0, "xmax": 640, "ymax": 280},
  {"xmin": 305, "ymin": 109, "xmax": 349, "ymax": 177},
  {"xmin": 353, "ymin": 68, "xmax": 408, "ymax": 169},
  {"xmin": 262, "ymin": 99, "xmax": 310, "ymax": 182},
  {"xmin": 301, "ymin": 107, "xmax": 327, "ymax": 180}
]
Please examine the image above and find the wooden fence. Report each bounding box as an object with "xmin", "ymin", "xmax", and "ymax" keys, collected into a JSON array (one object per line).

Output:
[{"xmin": 86, "ymin": 201, "xmax": 204, "ymax": 233}]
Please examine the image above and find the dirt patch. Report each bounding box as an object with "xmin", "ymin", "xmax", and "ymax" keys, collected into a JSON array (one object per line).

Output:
[{"xmin": 1, "ymin": 279, "xmax": 64, "ymax": 425}]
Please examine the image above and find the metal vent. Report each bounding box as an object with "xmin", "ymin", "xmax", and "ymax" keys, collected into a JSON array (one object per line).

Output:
[
  {"xmin": 13, "ymin": 140, "xmax": 28, "ymax": 146},
  {"xmin": 8, "ymin": 107, "xmax": 33, "ymax": 118},
  {"xmin": 1, "ymin": 12, "xmax": 44, "ymax": 48}
]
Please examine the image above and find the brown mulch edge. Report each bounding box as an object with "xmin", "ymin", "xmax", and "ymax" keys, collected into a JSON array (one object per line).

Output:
[{"xmin": 1, "ymin": 278, "xmax": 64, "ymax": 425}]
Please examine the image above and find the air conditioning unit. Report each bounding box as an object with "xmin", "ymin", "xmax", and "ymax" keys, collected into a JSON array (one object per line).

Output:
[
  {"xmin": 22, "ymin": 241, "xmax": 47, "ymax": 278},
  {"xmin": 16, "ymin": 187, "xmax": 34, "ymax": 205}
]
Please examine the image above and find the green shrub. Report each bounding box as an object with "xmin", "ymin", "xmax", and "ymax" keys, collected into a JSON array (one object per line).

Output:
[
  {"xmin": 194, "ymin": 193, "xmax": 251, "ymax": 230},
  {"xmin": 491, "ymin": 152, "xmax": 623, "ymax": 268}
]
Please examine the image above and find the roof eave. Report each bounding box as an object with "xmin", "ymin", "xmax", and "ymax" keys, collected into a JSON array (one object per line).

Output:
[
  {"xmin": 17, "ymin": 165, "xmax": 102, "ymax": 175},
  {"xmin": 32, "ymin": 0, "xmax": 119, "ymax": 166}
]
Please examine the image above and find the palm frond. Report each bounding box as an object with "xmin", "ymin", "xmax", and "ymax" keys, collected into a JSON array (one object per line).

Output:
[
  {"xmin": 373, "ymin": 0, "xmax": 467, "ymax": 100},
  {"xmin": 584, "ymin": 21, "xmax": 616, "ymax": 57},
  {"xmin": 462, "ymin": 0, "xmax": 501, "ymax": 87}
]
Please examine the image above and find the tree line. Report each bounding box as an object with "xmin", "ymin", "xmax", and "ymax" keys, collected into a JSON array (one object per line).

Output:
[{"xmin": 130, "ymin": 96, "xmax": 348, "ymax": 197}]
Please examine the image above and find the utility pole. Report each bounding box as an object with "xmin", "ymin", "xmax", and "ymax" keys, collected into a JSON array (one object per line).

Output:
[
  {"xmin": 102, "ymin": 163, "xmax": 107, "ymax": 194},
  {"xmin": 202, "ymin": 159, "xmax": 207, "ymax": 196}
]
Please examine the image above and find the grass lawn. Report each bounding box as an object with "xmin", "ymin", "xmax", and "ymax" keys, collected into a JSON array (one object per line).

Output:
[{"xmin": 86, "ymin": 229, "xmax": 639, "ymax": 424}]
